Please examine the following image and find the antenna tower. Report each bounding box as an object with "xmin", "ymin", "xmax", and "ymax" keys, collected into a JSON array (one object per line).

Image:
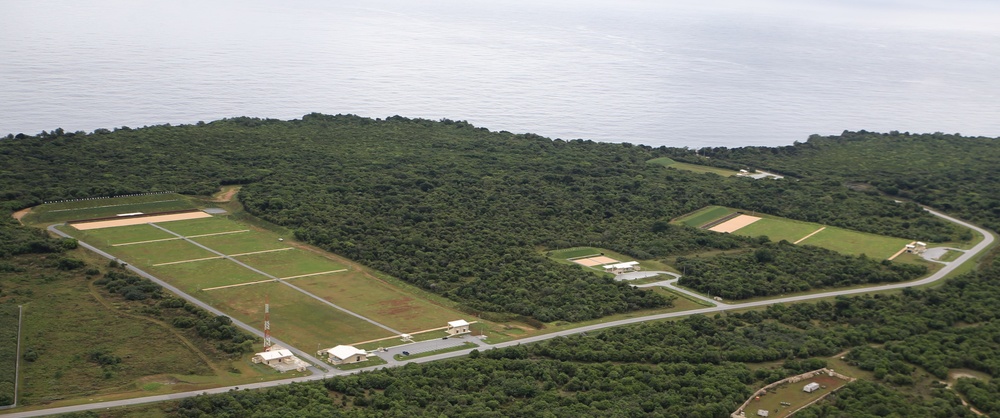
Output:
[{"xmin": 263, "ymin": 295, "xmax": 272, "ymax": 351}]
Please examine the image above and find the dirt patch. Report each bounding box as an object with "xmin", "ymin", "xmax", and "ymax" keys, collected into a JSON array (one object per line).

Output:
[
  {"xmin": 71, "ymin": 211, "xmax": 212, "ymax": 230},
  {"xmin": 12, "ymin": 207, "xmax": 31, "ymax": 224},
  {"xmin": 573, "ymin": 256, "xmax": 619, "ymax": 267},
  {"xmin": 709, "ymin": 214, "xmax": 761, "ymax": 233},
  {"xmin": 211, "ymin": 186, "xmax": 241, "ymax": 203}
]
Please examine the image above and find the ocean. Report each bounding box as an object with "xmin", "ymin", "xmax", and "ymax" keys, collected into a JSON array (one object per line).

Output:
[{"xmin": 2, "ymin": 0, "xmax": 999, "ymax": 148}]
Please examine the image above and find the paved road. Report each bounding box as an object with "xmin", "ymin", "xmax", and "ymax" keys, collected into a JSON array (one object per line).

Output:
[{"xmin": 14, "ymin": 206, "xmax": 991, "ymax": 418}]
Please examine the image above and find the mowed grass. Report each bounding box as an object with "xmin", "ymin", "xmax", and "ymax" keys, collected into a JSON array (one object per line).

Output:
[
  {"xmin": 199, "ymin": 282, "xmax": 394, "ymax": 351},
  {"xmin": 72, "ymin": 224, "xmax": 176, "ymax": 246},
  {"xmin": 548, "ymin": 247, "xmax": 605, "ymax": 260},
  {"xmin": 746, "ymin": 374, "xmax": 848, "ymax": 417},
  {"xmin": 154, "ymin": 216, "xmax": 246, "ymax": 236},
  {"xmin": 292, "ymin": 271, "xmax": 466, "ymax": 333},
  {"xmin": 674, "ymin": 206, "xmax": 736, "ymax": 228},
  {"xmin": 191, "ymin": 232, "xmax": 290, "ymax": 255},
  {"xmin": 647, "ymin": 157, "xmax": 739, "ymax": 176},
  {"xmin": 29, "ymin": 194, "xmax": 196, "ymax": 224},
  {"xmin": 735, "ymin": 217, "xmax": 821, "ymax": 243},
  {"xmin": 114, "ymin": 240, "xmax": 218, "ymax": 265},
  {"xmin": 151, "ymin": 259, "xmax": 266, "ymax": 293},
  {"xmin": 799, "ymin": 227, "xmax": 910, "ymax": 259},
  {"xmin": 237, "ymin": 249, "xmax": 346, "ymax": 278}
]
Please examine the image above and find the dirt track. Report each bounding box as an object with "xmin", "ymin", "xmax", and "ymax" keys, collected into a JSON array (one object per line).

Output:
[
  {"xmin": 12, "ymin": 207, "xmax": 31, "ymax": 224},
  {"xmin": 708, "ymin": 214, "xmax": 761, "ymax": 233}
]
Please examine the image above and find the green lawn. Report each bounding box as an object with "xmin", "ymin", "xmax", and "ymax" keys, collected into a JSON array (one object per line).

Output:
[
  {"xmin": 153, "ymin": 217, "xmax": 246, "ymax": 236},
  {"xmin": 734, "ymin": 217, "xmax": 822, "ymax": 243},
  {"xmin": 29, "ymin": 194, "xmax": 196, "ymax": 224},
  {"xmin": 198, "ymin": 282, "xmax": 394, "ymax": 352},
  {"xmin": 547, "ymin": 247, "xmax": 605, "ymax": 260},
  {"xmin": 674, "ymin": 206, "xmax": 736, "ymax": 228},
  {"xmin": 292, "ymin": 271, "xmax": 467, "ymax": 333},
  {"xmin": 150, "ymin": 259, "xmax": 268, "ymax": 292},
  {"xmin": 799, "ymin": 227, "xmax": 910, "ymax": 259},
  {"xmin": 114, "ymin": 239, "xmax": 218, "ymax": 266},
  {"xmin": 237, "ymin": 249, "xmax": 346, "ymax": 278},
  {"xmin": 647, "ymin": 157, "xmax": 739, "ymax": 176},
  {"xmin": 71, "ymin": 224, "xmax": 176, "ymax": 246},
  {"xmin": 191, "ymin": 232, "xmax": 289, "ymax": 255},
  {"xmin": 745, "ymin": 374, "xmax": 848, "ymax": 417}
]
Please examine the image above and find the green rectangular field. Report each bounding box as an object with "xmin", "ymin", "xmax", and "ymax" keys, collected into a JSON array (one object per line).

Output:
[
  {"xmin": 72, "ymin": 224, "xmax": 176, "ymax": 246},
  {"xmin": 675, "ymin": 206, "xmax": 736, "ymax": 227},
  {"xmin": 150, "ymin": 258, "xmax": 267, "ymax": 293},
  {"xmin": 113, "ymin": 239, "xmax": 218, "ymax": 266},
  {"xmin": 236, "ymin": 249, "xmax": 346, "ymax": 278},
  {"xmin": 153, "ymin": 217, "xmax": 246, "ymax": 236},
  {"xmin": 548, "ymin": 247, "xmax": 605, "ymax": 260},
  {"xmin": 198, "ymin": 282, "xmax": 394, "ymax": 352},
  {"xmin": 191, "ymin": 232, "xmax": 290, "ymax": 255},
  {"xmin": 292, "ymin": 271, "xmax": 466, "ymax": 333},
  {"xmin": 798, "ymin": 227, "xmax": 910, "ymax": 259},
  {"xmin": 32, "ymin": 195, "xmax": 196, "ymax": 223},
  {"xmin": 733, "ymin": 217, "xmax": 823, "ymax": 243},
  {"xmin": 648, "ymin": 157, "xmax": 738, "ymax": 176}
]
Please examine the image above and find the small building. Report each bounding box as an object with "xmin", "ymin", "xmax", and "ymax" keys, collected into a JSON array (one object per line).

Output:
[
  {"xmin": 325, "ymin": 345, "xmax": 368, "ymax": 365},
  {"xmin": 602, "ymin": 261, "xmax": 641, "ymax": 275},
  {"xmin": 252, "ymin": 349, "xmax": 294, "ymax": 365},
  {"xmin": 757, "ymin": 409, "xmax": 769, "ymax": 417},
  {"xmin": 447, "ymin": 319, "xmax": 471, "ymax": 336},
  {"xmin": 803, "ymin": 382, "xmax": 820, "ymax": 393}
]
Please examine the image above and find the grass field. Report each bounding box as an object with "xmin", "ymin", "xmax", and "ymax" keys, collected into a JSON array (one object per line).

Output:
[
  {"xmin": 648, "ymin": 157, "xmax": 739, "ymax": 176},
  {"xmin": 72, "ymin": 224, "xmax": 175, "ymax": 246},
  {"xmin": 798, "ymin": 227, "xmax": 910, "ymax": 259},
  {"xmin": 674, "ymin": 206, "xmax": 737, "ymax": 228},
  {"xmin": 191, "ymin": 232, "xmax": 288, "ymax": 255},
  {"xmin": 0, "ymin": 305, "xmax": 19, "ymax": 406},
  {"xmin": 153, "ymin": 217, "xmax": 246, "ymax": 236},
  {"xmin": 292, "ymin": 271, "xmax": 466, "ymax": 333},
  {"xmin": 548, "ymin": 247, "xmax": 605, "ymax": 260},
  {"xmin": 736, "ymin": 218, "xmax": 821, "ymax": 243},
  {"xmin": 237, "ymin": 249, "xmax": 346, "ymax": 278},
  {"xmin": 150, "ymin": 259, "xmax": 268, "ymax": 293},
  {"xmin": 29, "ymin": 194, "xmax": 196, "ymax": 224},
  {"xmin": 745, "ymin": 374, "xmax": 848, "ymax": 418},
  {"xmin": 197, "ymin": 282, "xmax": 395, "ymax": 352},
  {"xmin": 114, "ymin": 239, "xmax": 217, "ymax": 265},
  {"xmin": 681, "ymin": 206, "xmax": 913, "ymax": 259}
]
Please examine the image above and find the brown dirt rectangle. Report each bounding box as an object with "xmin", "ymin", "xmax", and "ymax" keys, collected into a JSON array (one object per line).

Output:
[
  {"xmin": 708, "ymin": 215, "xmax": 761, "ymax": 233},
  {"xmin": 71, "ymin": 211, "xmax": 212, "ymax": 230},
  {"xmin": 573, "ymin": 256, "xmax": 619, "ymax": 267}
]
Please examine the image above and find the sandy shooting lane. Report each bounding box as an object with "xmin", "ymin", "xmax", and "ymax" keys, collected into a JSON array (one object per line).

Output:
[
  {"xmin": 71, "ymin": 211, "xmax": 212, "ymax": 230},
  {"xmin": 708, "ymin": 214, "xmax": 761, "ymax": 233}
]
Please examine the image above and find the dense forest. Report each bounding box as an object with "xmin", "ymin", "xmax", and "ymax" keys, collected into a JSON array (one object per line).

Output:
[
  {"xmin": 2, "ymin": 117, "xmax": 999, "ymax": 416},
  {"xmin": 691, "ymin": 130, "xmax": 1000, "ymax": 232},
  {"xmin": 0, "ymin": 115, "xmax": 964, "ymax": 321},
  {"xmin": 677, "ymin": 242, "xmax": 927, "ymax": 299}
]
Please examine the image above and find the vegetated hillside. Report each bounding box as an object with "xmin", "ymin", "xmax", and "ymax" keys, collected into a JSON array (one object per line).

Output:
[
  {"xmin": 677, "ymin": 242, "xmax": 928, "ymax": 299},
  {"xmin": 0, "ymin": 115, "xmax": 960, "ymax": 321},
  {"xmin": 155, "ymin": 264, "xmax": 1000, "ymax": 418},
  {"xmin": 695, "ymin": 130, "xmax": 1000, "ymax": 232}
]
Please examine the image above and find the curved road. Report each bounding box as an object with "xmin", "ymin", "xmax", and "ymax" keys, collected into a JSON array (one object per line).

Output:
[{"xmin": 8, "ymin": 206, "xmax": 993, "ymax": 417}]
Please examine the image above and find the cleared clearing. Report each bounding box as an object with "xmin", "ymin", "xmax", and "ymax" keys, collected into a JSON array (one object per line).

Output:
[
  {"xmin": 237, "ymin": 249, "xmax": 346, "ymax": 278},
  {"xmin": 708, "ymin": 215, "xmax": 761, "ymax": 233},
  {"xmin": 734, "ymin": 218, "xmax": 821, "ymax": 243}
]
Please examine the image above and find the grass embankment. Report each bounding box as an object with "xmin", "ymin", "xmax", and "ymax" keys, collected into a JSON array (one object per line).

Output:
[
  {"xmin": 336, "ymin": 356, "xmax": 388, "ymax": 370},
  {"xmin": 0, "ymin": 305, "xmax": 19, "ymax": 406},
  {"xmin": 25, "ymin": 194, "xmax": 198, "ymax": 225},
  {"xmin": 0, "ymin": 252, "xmax": 285, "ymax": 409},
  {"xmin": 672, "ymin": 206, "xmax": 736, "ymax": 228},
  {"xmin": 647, "ymin": 157, "xmax": 739, "ymax": 177}
]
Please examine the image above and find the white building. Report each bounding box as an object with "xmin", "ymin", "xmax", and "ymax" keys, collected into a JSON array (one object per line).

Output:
[
  {"xmin": 447, "ymin": 319, "xmax": 471, "ymax": 336},
  {"xmin": 602, "ymin": 261, "xmax": 641, "ymax": 274},
  {"xmin": 803, "ymin": 382, "xmax": 820, "ymax": 393},
  {"xmin": 324, "ymin": 345, "xmax": 368, "ymax": 365},
  {"xmin": 252, "ymin": 349, "xmax": 294, "ymax": 365}
]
